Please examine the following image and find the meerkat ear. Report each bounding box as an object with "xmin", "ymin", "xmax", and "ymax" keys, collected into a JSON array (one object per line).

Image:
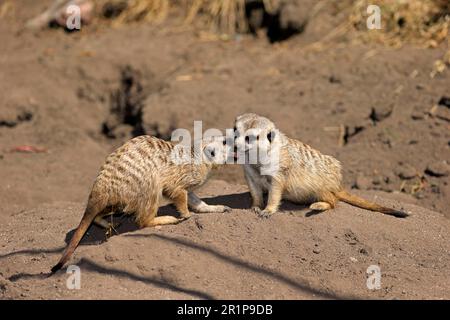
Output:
[{"xmin": 267, "ymin": 130, "xmax": 276, "ymax": 143}]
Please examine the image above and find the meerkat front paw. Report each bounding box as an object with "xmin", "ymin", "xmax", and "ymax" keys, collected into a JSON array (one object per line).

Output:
[
  {"xmin": 180, "ymin": 212, "xmax": 193, "ymax": 220},
  {"xmin": 208, "ymin": 205, "xmax": 232, "ymax": 213},
  {"xmin": 193, "ymin": 204, "xmax": 232, "ymax": 213},
  {"xmin": 253, "ymin": 207, "xmax": 274, "ymax": 218},
  {"xmin": 258, "ymin": 209, "xmax": 274, "ymax": 218},
  {"xmin": 220, "ymin": 205, "xmax": 232, "ymax": 213},
  {"xmin": 252, "ymin": 206, "xmax": 262, "ymax": 214}
]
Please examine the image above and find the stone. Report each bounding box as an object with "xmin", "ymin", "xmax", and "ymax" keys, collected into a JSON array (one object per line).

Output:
[
  {"xmin": 425, "ymin": 161, "xmax": 450, "ymax": 177},
  {"xmin": 394, "ymin": 164, "xmax": 417, "ymax": 180},
  {"xmin": 370, "ymin": 104, "xmax": 393, "ymax": 123}
]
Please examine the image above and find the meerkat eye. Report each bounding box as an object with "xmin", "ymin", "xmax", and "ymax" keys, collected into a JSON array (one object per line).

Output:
[
  {"xmin": 210, "ymin": 150, "xmax": 215, "ymax": 158},
  {"xmin": 245, "ymin": 136, "xmax": 250, "ymax": 143},
  {"xmin": 267, "ymin": 131, "xmax": 275, "ymax": 143},
  {"xmin": 222, "ymin": 139, "xmax": 227, "ymax": 146}
]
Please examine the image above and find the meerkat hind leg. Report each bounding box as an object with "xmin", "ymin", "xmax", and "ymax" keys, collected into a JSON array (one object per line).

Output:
[
  {"xmin": 144, "ymin": 215, "xmax": 182, "ymax": 227},
  {"xmin": 94, "ymin": 216, "xmax": 111, "ymax": 229},
  {"xmin": 170, "ymin": 189, "xmax": 192, "ymax": 219},
  {"xmin": 139, "ymin": 206, "xmax": 182, "ymax": 228},
  {"xmin": 309, "ymin": 202, "xmax": 332, "ymax": 211}
]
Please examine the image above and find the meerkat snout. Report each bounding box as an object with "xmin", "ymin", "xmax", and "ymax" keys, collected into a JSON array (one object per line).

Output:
[
  {"xmin": 202, "ymin": 136, "xmax": 233, "ymax": 165},
  {"xmin": 233, "ymin": 119, "xmax": 280, "ymax": 167}
]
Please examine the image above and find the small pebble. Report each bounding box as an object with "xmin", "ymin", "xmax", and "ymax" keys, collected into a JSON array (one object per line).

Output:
[{"xmin": 394, "ymin": 165, "xmax": 417, "ymax": 180}]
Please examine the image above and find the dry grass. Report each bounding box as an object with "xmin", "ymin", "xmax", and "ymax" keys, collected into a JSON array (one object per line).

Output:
[
  {"xmin": 185, "ymin": 0, "xmax": 247, "ymax": 35},
  {"xmin": 0, "ymin": 0, "xmax": 15, "ymax": 19},
  {"xmin": 95, "ymin": 0, "xmax": 280, "ymax": 35},
  {"xmin": 306, "ymin": 0, "xmax": 450, "ymax": 75},
  {"xmin": 349, "ymin": 0, "xmax": 449, "ymax": 48},
  {"xmin": 96, "ymin": 0, "xmax": 170, "ymax": 25},
  {"xmin": 94, "ymin": 0, "xmax": 449, "ymax": 52}
]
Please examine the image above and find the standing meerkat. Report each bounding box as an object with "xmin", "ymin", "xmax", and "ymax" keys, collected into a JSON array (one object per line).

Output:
[
  {"xmin": 233, "ymin": 113, "xmax": 408, "ymax": 218},
  {"xmin": 51, "ymin": 135, "xmax": 232, "ymax": 273}
]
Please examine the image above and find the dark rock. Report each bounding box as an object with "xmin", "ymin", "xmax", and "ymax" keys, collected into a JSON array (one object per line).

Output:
[
  {"xmin": 411, "ymin": 111, "xmax": 424, "ymax": 120},
  {"xmin": 394, "ymin": 164, "xmax": 417, "ymax": 180},
  {"xmin": 435, "ymin": 107, "xmax": 450, "ymax": 122},
  {"xmin": 370, "ymin": 104, "xmax": 393, "ymax": 123},
  {"xmin": 0, "ymin": 108, "xmax": 33, "ymax": 128},
  {"xmin": 438, "ymin": 96, "xmax": 450, "ymax": 108},
  {"xmin": 329, "ymin": 75, "xmax": 341, "ymax": 84},
  {"xmin": 425, "ymin": 161, "xmax": 450, "ymax": 177},
  {"xmin": 343, "ymin": 125, "xmax": 365, "ymax": 145},
  {"xmin": 372, "ymin": 176, "xmax": 382, "ymax": 185}
]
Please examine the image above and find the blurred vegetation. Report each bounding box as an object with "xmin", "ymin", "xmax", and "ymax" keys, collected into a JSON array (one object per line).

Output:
[
  {"xmin": 350, "ymin": 0, "xmax": 449, "ymax": 48},
  {"xmin": 96, "ymin": 0, "xmax": 448, "ymax": 46},
  {"xmin": 1, "ymin": 0, "xmax": 448, "ymax": 48}
]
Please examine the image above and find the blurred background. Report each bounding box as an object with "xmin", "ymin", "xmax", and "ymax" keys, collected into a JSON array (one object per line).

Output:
[{"xmin": 0, "ymin": 0, "xmax": 449, "ymax": 218}]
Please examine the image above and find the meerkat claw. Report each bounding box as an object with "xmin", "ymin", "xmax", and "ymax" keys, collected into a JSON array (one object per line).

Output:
[
  {"xmin": 222, "ymin": 205, "xmax": 232, "ymax": 213},
  {"xmin": 252, "ymin": 207, "xmax": 273, "ymax": 218},
  {"xmin": 258, "ymin": 209, "xmax": 273, "ymax": 218},
  {"xmin": 180, "ymin": 213, "xmax": 193, "ymax": 220},
  {"xmin": 105, "ymin": 224, "xmax": 119, "ymax": 239},
  {"xmin": 252, "ymin": 207, "xmax": 262, "ymax": 214}
]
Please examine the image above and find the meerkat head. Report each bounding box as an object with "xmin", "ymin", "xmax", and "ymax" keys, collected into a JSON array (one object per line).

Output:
[
  {"xmin": 233, "ymin": 113, "xmax": 279, "ymax": 159},
  {"xmin": 201, "ymin": 135, "xmax": 233, "ymax": 167}
]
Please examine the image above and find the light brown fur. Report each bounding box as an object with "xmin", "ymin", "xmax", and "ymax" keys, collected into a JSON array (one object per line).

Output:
[
  {"xmin": 234, "ymin": 113, "xmax": 409, "ymax": 219},
  {"xmin": 51, "ymin": 135, "xmax": 230, "ymax": 272}
]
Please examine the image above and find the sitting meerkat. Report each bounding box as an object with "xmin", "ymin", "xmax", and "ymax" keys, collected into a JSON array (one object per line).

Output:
[
  {"xmin": 233, "ymin": 113, "xmax": 408, "ymax": 218},
  {"xmin": 51, "ymin": 134, "xmax": 232, "ymax": 273}
]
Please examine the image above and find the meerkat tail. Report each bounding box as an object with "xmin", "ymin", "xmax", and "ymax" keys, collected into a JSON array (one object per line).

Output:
[
  {"xmin": 335, "ymin": 190, "xmax": 409, "ymax": 218},
  {"xmin": 51, "ymin": 200, "xmax": 103, "ymax": 273}
]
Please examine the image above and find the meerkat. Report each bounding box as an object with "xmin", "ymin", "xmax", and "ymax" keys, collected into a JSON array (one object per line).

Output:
[
  {"xmin": 233, "ymin": 113, "xmax": 408, "ymax": 218},
  {"xmin": 51, "ymin": 135, "xmax": 232, "ymax": 273}
]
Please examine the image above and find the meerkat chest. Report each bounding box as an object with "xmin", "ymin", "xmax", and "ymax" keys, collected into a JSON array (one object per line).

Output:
[
  {"xmin": 247, "ymin": 165, "xmax": 272, "ymax": 191},
  {"xmin": 259, "ymin": 175, "xmax": 272, "ymax": 191},
  {"xmin": 182, "ymin": 165, "xmax": 211, "ymax": 190}
]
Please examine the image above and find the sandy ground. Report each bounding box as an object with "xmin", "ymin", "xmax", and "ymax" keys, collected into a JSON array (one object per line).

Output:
[
  {"xmin": 0, "ymin": 1, "xmax": 449, "ymax": 299},
  {"xmin": 1, "ymin": 180, "xmax": 450, "ymax": 300}
]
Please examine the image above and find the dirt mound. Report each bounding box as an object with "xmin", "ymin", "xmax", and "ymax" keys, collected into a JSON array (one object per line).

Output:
[{"xmin": 1, "ymin": 180, "xmax": 449, "ymax": 300}]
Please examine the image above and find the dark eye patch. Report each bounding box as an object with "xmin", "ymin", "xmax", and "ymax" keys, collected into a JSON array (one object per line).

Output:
[
  {"xmin": 245, "ymin": 134, "xmax": 257, "ymax": 143},
  {"xmin": 267, "ymin": 131, "xmax": 275, "ymax": 143},
  {"xmin": 233, "ymin": 126, "xmax": 239, "ymax": 138}
]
